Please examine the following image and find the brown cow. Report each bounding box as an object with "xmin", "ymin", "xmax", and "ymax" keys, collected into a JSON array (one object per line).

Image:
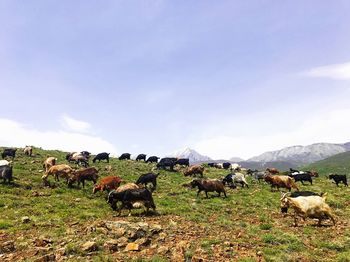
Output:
[
  {"xmin": 264, "ymin": 175, "xmax": 299, "ymax": 192},
  {"xmin": 184, "ymin": 165, "xmax": 204, "ymax": 177},
  {"xmin": 93, "ymin": 176, "xmax": 123, "ymax": 193}
]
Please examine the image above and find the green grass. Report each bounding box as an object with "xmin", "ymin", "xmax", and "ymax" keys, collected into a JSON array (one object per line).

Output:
[{"xmin": 0, "ymin": 146, "xmax": 350, "ymax": 261}]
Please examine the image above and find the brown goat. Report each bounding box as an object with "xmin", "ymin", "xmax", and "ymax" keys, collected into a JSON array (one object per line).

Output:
[
  {"xmin": 190, "ymin": 179, "xmax": 227, "ymax": 198},
  {"xmin": 93, "ymin": 176, "xmax": 123, "ymax": 193},
  {"xmin": 264, "ymin": 175, "xmax": 299, "ymax": 192},
  {"xmin": 43, "ymin": 157, "xmax": 57, "ymax": 172},
  {"xmin": 184, "ymin": 165, "xmax": 204, "ymax": 177},
  {"xmin": 42, "ymin": 164, "xmax": 74, "ymax": 184},
  {"xmin": 69, "ymin": 167, "xmax": 99, "ymax": 188}
]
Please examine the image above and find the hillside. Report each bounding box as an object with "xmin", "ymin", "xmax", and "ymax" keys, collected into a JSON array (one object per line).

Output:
[
  {"xmin": 304, "ymin": 151, "xmax": 350, "ymax": 176},
  {"xmin": 249, "ymin": 142, "xmax": 349, "ymax": 166},
  {"xmin": 0, "ymin": 146, "xmax": 350, "ymax": 261}
]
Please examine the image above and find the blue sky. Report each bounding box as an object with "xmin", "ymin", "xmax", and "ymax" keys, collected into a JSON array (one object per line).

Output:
[{"xmin": 1, "ymin": 1, "xmax": 350, "ymax": 159}]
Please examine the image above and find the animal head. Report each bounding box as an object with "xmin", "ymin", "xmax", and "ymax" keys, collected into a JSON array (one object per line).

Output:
[
  {"xmin": 92, "ymin": 185, "xmax": 102, "ymax": 194},
  {"xmin": 280, "ymin": 192, "xmax": 291, "ymax": 213},
  {"xmin": 190, "ymin": 179, "xmax": 201, "ymax": 188}
]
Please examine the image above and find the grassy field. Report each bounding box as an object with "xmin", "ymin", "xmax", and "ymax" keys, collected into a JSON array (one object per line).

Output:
[{"xmin": 0, "ymin": 147, "xmax": 350, "ymax": 261}]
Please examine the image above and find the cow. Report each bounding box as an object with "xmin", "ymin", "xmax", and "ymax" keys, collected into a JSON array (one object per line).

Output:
[
  {"xmin": 289, "ymin": 172, "xmax": 313, "ymax": 185},
  {"xmin": 42, "ymin": 164, "xmax": 75, "ymax": 184},
  {"xmin": 264, "ymin": 175, "xmax": 299, "ymax": 192},
  {"xmin": 157, "ymin": 158, "xmax": 176, "ymax": 171},
  {"xmin": 266, "ymin": 168, "xmax": 279, "ymax": 174},
  {"xmin": 119, "ymin": 153, "xmax": 131, "ymax": 160},
  {"xmin": 135, "ymin": 173, "xmax": 159, "ymax": 191},
  {"xmin": 0, "ymin": 165, "xmax": 12, "ymax": 184},
  {"xmin": 23, "ymin": 146, "xmax": 33, "ymax": 156},
  {"xmin": 190, "ymin": 179, "xmax": 227, "ymax": 198},
  {"xmin": 68, "ymin": 167, "xmax": 99, "ymax": 188},
  {"xmin": 93, "ymin": 176, "xmax": 122, "ymax": 193},
  {"xmin": 222, "ymin": 172, "xmax": 249, "ymax": 188},
  {"xmin": 43, "ymin": 157, "xmax": 57, "ymax": 172},
  {"xmin": 280, "ymin": 193, "xmax": 336, "ymax": 226},
  {"xmin": 175, "ymin": 158, "xmax": 190, "ymax": 167},
  {"xmin": 107, "ymin": 188, "xmax": 156, "ymax": 216},
  {"xmin": 183, "ymin": 165, "xmax": 204, "ymax": 177},
  {"xmin": 328, "ymin": 174, "xmax": 348, "ymax": 187},
  {"xmin": 146, "ymin": 156, "xmax": 159, "ymax": 163},
  {"xmin": 280, "ymin": 191, "xmax": 323, "ymax": 213},
  {"xmin": 93, "ymin": 152, "xmax": 110, "ymax": 163},
  {"xmin": 222, "ymin": 162, "xmax": 231, "ymax": 169},
  {"xmin": 136, "ymin": 154, "xmax": 147, "ymax": 161},
  {"xmin": 2, "ymin": 148, "xmax": 17, "ymax": 159}
]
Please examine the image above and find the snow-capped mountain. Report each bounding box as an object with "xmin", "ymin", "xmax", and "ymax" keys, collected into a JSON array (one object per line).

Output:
[
  {"xmin": 168, "ymin": 148, "xmax": 212, "ymax": 163},
  {"xmin": 248, "ymin": 142, "xmax": 350, "ymax": 165}
]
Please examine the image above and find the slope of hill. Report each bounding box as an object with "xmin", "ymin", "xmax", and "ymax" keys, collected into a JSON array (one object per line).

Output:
[
  {"xmin": 238, "ymin": 161, "xmax": 297, "ymax": 171},
  {"xmin": 303, "ymin": 151, "xmax": 350, "ymax": 176},
  {"xmin": 249, "ymin": 142, "xmax": 349, "ymax": 166},
  {"xmin": 1, "ymin": 146, "xmax": 350, "ymax": 261}
]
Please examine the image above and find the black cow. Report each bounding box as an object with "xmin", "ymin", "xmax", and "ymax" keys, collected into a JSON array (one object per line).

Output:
[
  {"xmin": 175, "ymin": 158, "xmax": 189, "ymax": 167},
  {"xmin": 136, "ymin": 154, "xmax": 147, "ymax": 161},
  {"xmin": 281, "ymin": 191, "xmax": 322, "ymax": 213},
  {"xmin": 328, "ymin": 174, "xmax": 348, "ymax": 187},
  {"xmin": 119, "ymin": 153, "xmax": 131, "ymax": 160},
  {"xmin": 146, "ymin": 156, "xmax": 159, "ymax": 163},
  {"xmin": 156, "ymin": 158, "xmax": 176, "ymax": 171},
  {"xmin": 107, "ymin": 188, "xmax": 156, "ymax": 215},
  {"xmin": 0, "ymin": 165, "xmax": 13, "ymax": 184},
  {"xmin": 222, "ymin": 162, "xmax": 231, "ymax": 169},
  {"xmin": 136, "ymin": 173, "xmax": 159, "ymax": 191},
  {"xmin": 2, "ymin": 149, "xmax": 17, "ymax": 159},
  {"xmin": 289, "ymin": 172, "xmax": 313, "ymax": 185},
  {"xmin": 93, "ymin": 152, "xmax": 110, "ymax": 163}
]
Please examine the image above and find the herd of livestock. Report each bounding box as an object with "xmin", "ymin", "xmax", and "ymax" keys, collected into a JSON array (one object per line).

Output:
[{"xmin": 0, "ymin": 146, "xmax": 349, "ymax": 227}]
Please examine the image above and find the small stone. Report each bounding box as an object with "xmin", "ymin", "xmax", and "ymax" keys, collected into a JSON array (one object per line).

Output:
[
  {"xmin": 22, "ymin": 216, "xmax": 31, "ymax": 223},
  {"xmin": 34, "ymin": 253, "xmax": 55, "ymax": 262},
  {"xmin": 104, "ymin": 239, "xmax": 119, "ymax": 252},
  {"xmin": 158, "ymin": 232, "xmax": 167, "ymax": 241},
  {"xmin": 157, "ymin": 246, "xmax": 169, "ymax": 254},
  {"xmin": 150, "ymin": 224, "xmax": 162, "ymax": 234},
  {"xmin": 135, "ymin": 237, "xmax": 150, "ymax": 246},
  {"xmin": 117, "ymin": 237, "xmax": 128, "ymax": 247},
  {"xmin": 0, "ymin": 241, "xmax": 15, "ymax": 253},
  {"xmin": 74, "ymin": 198, "xmax": 81, "ymax": 202},
  {"xmin": 81, "ymin": 241, "xmax": 98, "ymax": 252},
  {"xmin": 113, "ymin": 228, "xmax": 126, "ymax": 238},
  {"xmin": 257, "ymin": 251, "xmax": 263, "ymax": 256},
  {"xmin": 125, "ymin": 243, "xmax": 139, "ymax": 251}
]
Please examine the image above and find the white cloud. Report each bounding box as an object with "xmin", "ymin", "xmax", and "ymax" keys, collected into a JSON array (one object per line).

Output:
[
  {"xmin": 0, "ymin": 118, "xmax": 118, "ymax": 155},
  {"xmin": 60, "ymin": 114, "xmax": 91, "ymax": 133},
  {"xmin": 193, "ymin": 108, "xmax": 350, "ymax": 160},
  {"xmin": 303, "ymin": 62, "xmax": 350, "ymax": 80}
]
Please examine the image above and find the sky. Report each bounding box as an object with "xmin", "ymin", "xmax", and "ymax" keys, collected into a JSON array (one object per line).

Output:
[{"xmin": 1, "ymin": 1, "xmax": 350, "ymax": 160}]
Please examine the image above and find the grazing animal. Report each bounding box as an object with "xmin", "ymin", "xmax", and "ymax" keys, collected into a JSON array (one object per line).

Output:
[
  {"xmin": 289, "ymin": 172, "xmax": 313, "ymax": 185},
  {"xmin": 81, "ymin": 151, "xmax": 91, "ymax": 159},
  {"xmin": 231, "ymin": 163, "xmax": 241, "ymax": 171},
  {"xmin": 42, "ymin": 164, "xmax": 74, "ymax": 183},
  {"xmin": 107, "ymin": 188, "xmax": 156, "ymax": 216},
  {"xmin": 71, "ymin": 154, "xmax": 89, "ymax": 167},
  {"xmin": 156, "ymin": 158, "xmax": 176, "ymax": 171},
  {"xmin": 2, "ymin": 148, "xmax": 17, "ymax": 159},
  {"xmin": 207, "ymin": 163, "xmax": 216, "ymax": 167},
  {"xmin": 93, "ymin": 152, "xmax": 110, "ymax": 163},
  {"xmin": 119, "ymin": 153, "xmax": 131, "ymax": 160},
  {"xmin": 93, "ymin": 176, "xmax": 122, "ymax": 193},
  {"xmin": 146, "ymin": 156, "xmax": 159, "ymax": 163},
  {"xmin": 222, "ymin": 162, "xmax": 231, "ymax": 169},
  {"xmin": 253, "ymin": 171, "xmax": 266, "ymax": 182},
  {"xmin": 280, "ymin": 191, "xmax": 322, "ymax": 213},
  {"xmin": 266, "ymin": 168, "xmax": 279, "ymax": 174},
  {"xmin": 328, "ymin": 174, "xmax": 348, "ymax": 187},
  {"xmin": 264, "ymin": 175, "xmax": 299, "ymax": 192},
  {"xmin": 43, "ymin": 157, "xmax": 57, "ymax": 172},
  {"xmin": 190, "ymin": 179, "xmax": 227, "ymax": 198},
  {"xmin": 183, "ymin": 165, "xmax": 204, "ymax": 177},
  {"xmin": 223, "ymin": 173, "xmax": 249, "ymax": 188},
  {"xmin": 136, "ymin": 154, "xmax": 147, "ymax": 161},
  {"xmin": 0, "ymin": 165, "xmax": 13, "ymax": 184},
  {"xmin": 23, "ymin": 146, "xmax": 33, "ymax": 156},
  {"xmin": 68, "ymin": 167, "xmax": 99, "ymax": 188},
  {"xmin": 289, "ymin": 168, "xmax": 299, "ymax": 173},
  {"xmin": 306, "ymin": 170, "xmax": 319, "ymax": 177},
  {"xmin": 175, "ymin": 158, "xmax": 190, "ymax": 167},
  {"xmin": 136, "ymin": 173, "xmax": 159, "ymax": 191},
  {"xmin": 115, "ymin": 183, "xmax": 140, "ymax": 193},
  {"xmin": 280, "ymin": 193, "xmax": 335, "ymax": 226},
  {"xmin": 0, "ymin": 160, "xmax": 11, "ymax": 166}
]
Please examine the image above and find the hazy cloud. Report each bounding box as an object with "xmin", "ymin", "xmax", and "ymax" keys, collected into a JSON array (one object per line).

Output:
[
  {"xmin": 61, "ymin": 114, "xmax": 91, "ymax": 133},
  {"xmin": 303, "ymin": 62, "xmax": 350, "ymax": 80}
]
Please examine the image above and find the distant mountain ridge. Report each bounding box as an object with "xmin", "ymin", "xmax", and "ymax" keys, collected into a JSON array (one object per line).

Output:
[
  {"xmin": 168, "ymin": 148, "xmax": 212, "ymax": 163},
  {"xmin": 248, "ymin": 142, "xmax": 350, "ymax": 166}
]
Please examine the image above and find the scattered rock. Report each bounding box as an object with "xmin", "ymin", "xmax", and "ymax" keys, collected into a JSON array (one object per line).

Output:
[
  {"xmin": 21, "ymin": 216, "xmax": 31, "ymax": 223},
  {"xmin": 135, "ymin": 237, "xmax": 151, "ymax": 247},
  {"xmin": 157, "ymin": 246, "xmax": 169, "ymax": 254},
  {"xmin": 81, "ymin": 241, "xmax": 98, "ymax": 252},
  {"xmin": 125, "ymin": 243, "xmax": 139, "ymax": 252},
  {"xmin": 117, "ymin": 237, "xmax": 129, "ymax": 247},
  {"xmin": 113, "ymin": 227, "xmax": 126, "ymax": 238},
  {"xmin": 104, "ymin": 239, "xmax": 119, "ymax": 252},
  {"xmin": 0, "ymin": 241, "xmax": 15, "ymax": 253},
  {"xmin": 34, "ymin": 253, "xmax": 55, "ymax": 262},
  {"xmin": 257, "ymin": 251, "xmax": 263, "ymax": 256},
  {"xmin": 34, "ymin": 237, "xmax": 53, "ymax": 247},
  {"xmin": 150, "ymin": 224, "xmax": 162, "ymax": 234}
]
